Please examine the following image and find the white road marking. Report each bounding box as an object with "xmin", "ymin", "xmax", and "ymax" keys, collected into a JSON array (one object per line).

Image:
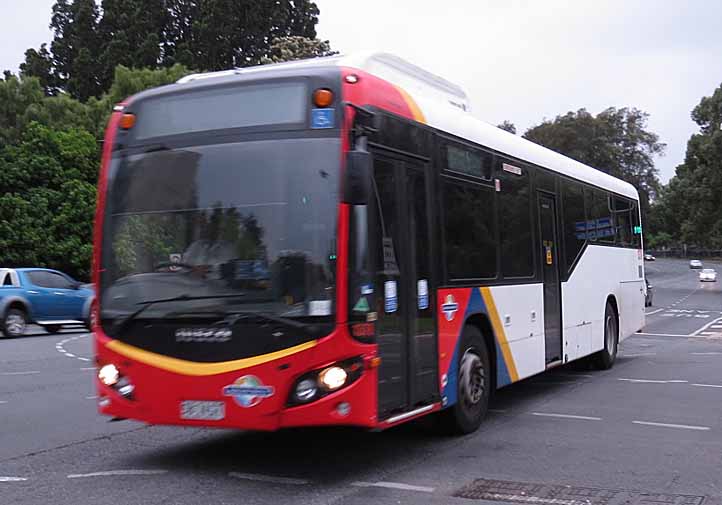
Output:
[
  {"xmin": 55, "ymin": 334, "xmax": 92, "ymax": 362},
  {"xmin": 691, "ymin": 352, "xmax": 722, "ymax": 355},
  {"xmin": 0, "ymin": 371, "xmax": 40, "ymax": 376},
  {"xmin": 632, "ymin": 420, "xmax": 710, "ymax": 431},
  {"xmin": 0, "ymin": 477, "xmax": 28, "ymax": 482},
  {"xmin": 80, "ymin": 367, "xmax": 97, "ymax": 371},
  {"xmin": 620, "ymin": 353, "xmax": 657, "ymax": 357},
  {"xmin": 85, "ymin": 395, "xmax": 98, "ymax": 400},
  {"xmin": 228, "ymin": 472, "xmax": 309, "ymax": 485},
  {"xmin": 618, "ymin": 378, "xmax": 688, "ymax": 384},
  {"xmin": 531, "ymin": 412, "xmax": 601, "ymax": 421},
  {"xmin": 692, "ymin": 383, "xmax": 722, "ymax": 389},
  {"xmin": 67, "ymin": 469, "xmax": 168, "ymax": 479},
  {"xmin": 77, "ymin": 357, "xmax": 91, "ymax": 362},
  {"xmin": 690, "ymin": 316, "xmax": 722, "ymax": 336},
  {"xmin": 352, "ymin": 481, "xmax": 435, "ymax": 493},
  {"xmin": 0, "ymin": 401, "xmax": 7, "ymax": 404},
  {"xmin": 645, "ymin": 308, "xmax": 665, "ymax": 316}
]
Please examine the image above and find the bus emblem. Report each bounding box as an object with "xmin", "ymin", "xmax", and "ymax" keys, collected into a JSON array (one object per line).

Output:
[
  {"xmin": 441, "ymin": 294, "xmax": 459, "ymax": 321},
  {"xmin": 223, "ymin": 375, "xmax": 275, "ymax": 408}
]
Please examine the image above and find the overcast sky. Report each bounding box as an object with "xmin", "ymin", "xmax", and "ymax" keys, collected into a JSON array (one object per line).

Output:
[{"xmin": 3, "ymin": 1, "xmax": 722, "ymax": 183}]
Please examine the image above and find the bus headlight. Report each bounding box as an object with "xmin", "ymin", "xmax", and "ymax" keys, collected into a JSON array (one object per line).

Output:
[
  {"xmin": 319, "ymin": 366, "xmax": 348, "ymax": 391},
  {"xmin": 98, "ymin": 364, "xmax": 120, "ymax": 386},
  {"xmin": 287, "ymin": 357, "xmax": 364, "ymax": 406},
  {"xmin": 294, "ymin": 379, "xmax": 318, "ymax": 402}
]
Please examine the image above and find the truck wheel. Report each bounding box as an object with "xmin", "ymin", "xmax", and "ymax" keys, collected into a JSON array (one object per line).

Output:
[
  {"xmin": 2, "ymin": 308, "xmax": 27, "ymax": 338},
  {"xmin": 593, "ymin": 302, "xmax": 618, "ymax": 370},
  {"xmin": 438, "ymin": 325, "xmax": 490, "ymax": 434}
]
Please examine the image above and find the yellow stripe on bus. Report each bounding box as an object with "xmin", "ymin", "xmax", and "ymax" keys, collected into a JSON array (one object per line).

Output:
[
  {"xmin": 394, "ymin": 85, "xmax": 427, "ymax": 124},
  {"xmin": 480, "ymin": 287, "xmax": 519, "ymax": 382},
  {"xmin": 105, "ymin": 339, "xmax": 318, "ymax": 376}
]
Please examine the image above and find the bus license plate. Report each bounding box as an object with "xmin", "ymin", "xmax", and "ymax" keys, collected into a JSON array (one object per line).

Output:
[{"xmin": 180, "ymin": 401, "xmax": 225, "ymax": 421}]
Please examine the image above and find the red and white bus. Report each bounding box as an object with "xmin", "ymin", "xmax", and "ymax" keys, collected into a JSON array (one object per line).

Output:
[{"xmin": 93, "ymin": 53, "xmax": 645, "ymax": 433}]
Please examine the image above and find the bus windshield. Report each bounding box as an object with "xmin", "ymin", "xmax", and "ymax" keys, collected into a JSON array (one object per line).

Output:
[{"xmin": 100, "ymin": 137, "xmax": 340, "ymax": 351}]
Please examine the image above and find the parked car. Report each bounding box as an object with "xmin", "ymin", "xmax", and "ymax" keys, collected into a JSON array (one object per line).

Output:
[
  {"xmin": 689, "ymin": 259, "xmax": 703, "ymax": 269},
  {"xmin": 0, "ymin": 268, "xmax": 95, "ymax": 338},
  {"xmin": 643, "ymin": 253, "xmax": 656, "ymax": 261},
  {"xmin": 699, "ymin": 268, "xmax": 717, "ymax": 282},
  {"xmin": 645, "ymin": 278, "xmax": 653, "ymax": 307}
]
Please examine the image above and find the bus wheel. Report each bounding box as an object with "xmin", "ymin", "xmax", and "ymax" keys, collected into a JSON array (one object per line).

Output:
[
  {"xmin": 593, "ymin": 302, "xmax": 618, "ymax": 370},
  {"xmin": 439, "ymin": 325, "xmax": 490, "ymax": 435}
]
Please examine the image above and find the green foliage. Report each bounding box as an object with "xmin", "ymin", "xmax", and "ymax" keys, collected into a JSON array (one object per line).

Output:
[
  {"xmin": 497, "ymin": 120, "xmax": 517, "ymax": 134},
  {"xmin": 524, "ymin": 107, "xmax": 665, "ymax": 220},
  {"xmin": 20, "ymin": 0, "xmax": 324, "ymax": 100},
  {"xmin": 652, "ymin": 82, "xmax": 722, "ymax": 248},
  {"xmin": 0, "ymin": 123, "xmax": 98, "ymax": 279},
  {"xmin": 260, "ymin": 36, "xmax": 338, "ymax": 64}
]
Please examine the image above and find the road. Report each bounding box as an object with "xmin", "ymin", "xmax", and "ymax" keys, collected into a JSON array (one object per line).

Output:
[{"xmin": 2, "ymin": 258, "xmax": 722, "ymax": 505}]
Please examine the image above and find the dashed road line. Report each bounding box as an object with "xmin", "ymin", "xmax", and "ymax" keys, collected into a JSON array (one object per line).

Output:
[
  {"xmin": 632, "ymin": 420, "xmax": 710, "ymax": 431},
  {"xmin": 228, "ymin": 472, "xmax": 309, "ymax": 485},
  {"xmin": 620, "ymin": 353, "xmax": 657, "ymax": 357},
  {"xmin": 80, "ymin": 367, "xmax": 96, "ymax": 371},
  {"xmin": 531, "ymin": 412, "xmax": 601, "ymax": 421},
  {"xmin": 85, "ymin": 395, "xmax": 98, "ymax": 400},
  {"xmin": 692, "ymin": 383, "xmax": 722, "ymax": 389},
  {"xmin": 0, "ymin": 401, "xmax": 7, "ymax": 404},
  {"xmin": 0, "ymin": 371, "xmax": 40, "ymax": 376},
  {"xmin": 0, "ymin": 477, "xmax": 28, "ymax": 482},
  {"xmin": 352, "ymin": 481, "xmax": 435, "ymax": 493},
  {"xmin": 67, "ymin": 470, "xmax": 168, "ymax": 479},
  {"xmin": 56, "ymin": 334, "xmax": 92, "ymax": 362},
  {"xmin": 691, "ymin": 352, "xmax": 722, "ymax": 355},
  {"xmin": 690, "ymin": 316, "xmax": 722, "ymax": 336}
]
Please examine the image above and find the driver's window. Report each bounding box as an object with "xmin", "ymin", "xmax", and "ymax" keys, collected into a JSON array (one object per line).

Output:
[{"xmin": 48, "ymin": 273, "xmax": 73, "ymax": 289}]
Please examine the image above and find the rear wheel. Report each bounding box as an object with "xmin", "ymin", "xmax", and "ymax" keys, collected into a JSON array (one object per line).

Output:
[
  {"xmin": 2, "ymin": 308, "xmax": 27, "ymax": 338},
  {"xmin": 42, "ymin": 324, "xmax": 62, "ymax": 334},
  {"xmin": 438, "ymin": 325, "xmax": 490, "ymax": 434},
  {"xmin": 593, "ymin": 302, "xmax": 618, "ymax": 370}
]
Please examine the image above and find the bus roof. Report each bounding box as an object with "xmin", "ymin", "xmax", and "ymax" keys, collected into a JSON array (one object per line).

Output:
[{"xmin": 177, "ymin": 53, "xmax": 639, "ymax": 201}]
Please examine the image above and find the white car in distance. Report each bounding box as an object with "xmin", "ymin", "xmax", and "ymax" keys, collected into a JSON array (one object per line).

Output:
[{"xmin": 699, "ymin": 268, "xmax": 717, "ymax": 282}]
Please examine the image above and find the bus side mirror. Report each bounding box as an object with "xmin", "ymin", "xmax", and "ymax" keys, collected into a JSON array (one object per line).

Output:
[{"xmin": 342, "ymin": 148, "xmax": 372, "ymax": 205}]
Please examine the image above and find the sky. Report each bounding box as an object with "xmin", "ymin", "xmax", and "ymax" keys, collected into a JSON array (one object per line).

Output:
[{"xmin": 3, "ymin": 0, "xmax": 722, "ymax": 183}]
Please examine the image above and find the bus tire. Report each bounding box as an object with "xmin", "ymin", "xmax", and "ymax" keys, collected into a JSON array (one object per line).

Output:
[
  {"xmin": 593, "ymin": 301, "xmax": 618, "ymax": 370},
  {"xmin": 438, "ymin": 325, "xmax": 490, "ymax": 435}
]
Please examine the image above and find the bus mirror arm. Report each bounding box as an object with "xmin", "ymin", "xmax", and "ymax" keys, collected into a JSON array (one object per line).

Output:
[
  {"xmin": 343, "ymin": 102, "xmax": 379, "ymax": 136},
  {"xmin": 342, "ymin": 144, "xmax": 372, "ymax": 205}
]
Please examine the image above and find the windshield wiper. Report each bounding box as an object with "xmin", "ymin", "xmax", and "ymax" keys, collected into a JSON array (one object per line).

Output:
[
  {"xmin": 110, "ymin": 293, "xmax": 247, "ymax": 336},
  {"xmin": 214, "ymin": 311, "xmax": 313, "ymax": 332}
]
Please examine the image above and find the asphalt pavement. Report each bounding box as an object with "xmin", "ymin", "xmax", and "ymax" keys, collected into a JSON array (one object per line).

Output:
[{"xmin": 2, "ymin": 258, "xmax": 722, "ymax": 505}]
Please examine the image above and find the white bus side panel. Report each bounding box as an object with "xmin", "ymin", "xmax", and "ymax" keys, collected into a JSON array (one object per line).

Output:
[
  {"xmin": 488, "ymin": 284, "xmax": 546, "ymax": 381},
  {"xmin": 562, "ymin": 245, "xmax": 644, "ymax": 362}
]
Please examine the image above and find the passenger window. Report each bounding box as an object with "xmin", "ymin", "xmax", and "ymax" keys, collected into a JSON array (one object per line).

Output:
[
  {"xmin": 27, "ymin": 271, "xmax": 50, "ymax": 287},
  {"xmin": 585, "ymin": 190, "xmax": 615, "ymax": 243},
  {"xmin": 444, "ymin": 142, "xmax": 493, "ymax": 180},
  {"xmin": 562, "ymin": 180, "xmax": 586, "ymax": 271},
  {"xmin": 443, "ymin": 180, "xmax": 497, "ymax": 279},
  {"xmin": 1, "ymin": 273, "xmax": 10, "ymax": 286},
  {"xmin": 614, "ymin": 197, "xmax": 632, "ymax": 246},
  {"xmin": 47, "ymin": 273, "xmax": 74, "ymax": 289},
  {"xmin": 499, "ymin": 162, "xmax": 533, "ymax": 278},
  {"xmin": 631, "ymin": 201, "xmax": 642, "ymax": 248}
]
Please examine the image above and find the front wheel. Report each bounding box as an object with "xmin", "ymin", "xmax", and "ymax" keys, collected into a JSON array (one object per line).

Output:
[
  {"xmin": 593, "ymin": 302, "xmax": 618, "ymax": 370},
  {"xmin": 438, "ymin": 325, "xmax": 490, "ymax": 434},
  {"xmin": 2, "ymin": 308, "xmax": 27, "ymax": 338}
]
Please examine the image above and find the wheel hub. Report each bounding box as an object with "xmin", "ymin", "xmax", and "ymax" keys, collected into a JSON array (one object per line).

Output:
[{"xmin": 459, "ymin": 349, "xmax": 485, "ymax": 408}]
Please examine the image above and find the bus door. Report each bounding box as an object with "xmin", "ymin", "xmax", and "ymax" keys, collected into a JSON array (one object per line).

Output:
[
  {"xmin": 538, "ymin": 193, "xmax": 563, "ymax": 365},
  {"xmin": 370, "ymin": 151, "xmax": 437, "ymax": 419}
]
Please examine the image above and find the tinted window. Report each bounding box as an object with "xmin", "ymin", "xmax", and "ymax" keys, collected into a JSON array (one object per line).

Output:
[
  {"xmin": 444, "ymin": 143, "xmax": 493, "ymax": 180},
  {"xmin": 499, "ymin": 162, "xmax": 533, "ymax": 277},
  {"xmin": 27, "ymin": 271, "xmax": 52, "ymax": 287},
  {"xmin": 443, "ymin": 181, "xmax": 497, "ymax": 279},
  {"xmin": 586, "ymin": 189, "xmax": 614, "ymax": 243},
  {"xmin": 562, "ymin": 180, "xmax": 586, "ymax": 271},
  {"xmin": 1, "ymin": 273, "xmax": 9, "ymax": 286},
  {"xmin": 614, "ymin": 197, "xmax": 632, "ymax": 246},
  {"xmin": 631, "ymin": 201, "xmax": 642, "ymax": 248},
  {"xmin": 133, "ymin": 81, "xmax": 307, "ymax": 139},
  {"xmin": 46, "ymin": 272, "xmax": 73, "ymax": 289}
]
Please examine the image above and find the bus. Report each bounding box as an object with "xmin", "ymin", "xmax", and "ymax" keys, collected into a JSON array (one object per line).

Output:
[{"xmin": 93, "ymin": 53, "xmax": 646, "ymax": 434}]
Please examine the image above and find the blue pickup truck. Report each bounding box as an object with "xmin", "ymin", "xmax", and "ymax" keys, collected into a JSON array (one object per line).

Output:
[{"xmin": 0, "ymin": 268, "xmax": 95, "ymax": 338}]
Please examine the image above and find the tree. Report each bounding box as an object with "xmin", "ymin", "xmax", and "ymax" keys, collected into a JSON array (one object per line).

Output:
[
  {"xmin": 524, "ymin": 107, "xmax": 665, "ymax": 220},
  {"xmin": 19, "ymin": 44, "xmax": 56, "ymax": 95},
  {"xmin": 260, "ymin": 36, "xmax": 337, "ymax": 64},
  {"xmin": 0, "ymin": 74, "xmax": 45, "ymax": 148},
  {"xmin": 652, "ymin": 82, "xmax": 722, "ymax": 247},
  {"xmin": 497, "ymin": 120, "xmax": 516, "ymax": 134}
]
